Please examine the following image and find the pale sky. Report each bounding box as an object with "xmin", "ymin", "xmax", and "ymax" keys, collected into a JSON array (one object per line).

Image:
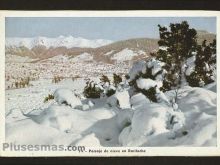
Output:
[{"xmin": 5, "ymin": 17, "xmax": 216, "ymax": 41}]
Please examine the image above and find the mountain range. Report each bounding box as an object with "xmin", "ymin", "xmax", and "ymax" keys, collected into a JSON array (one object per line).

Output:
[{"xmin": 6, "ymin": 30, "xmax": 216, "ymax": 64}]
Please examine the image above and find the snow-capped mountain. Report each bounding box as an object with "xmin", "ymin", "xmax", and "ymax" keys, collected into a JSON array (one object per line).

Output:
[
  {"xmin": 5, "ymin": 30, "xmax": 216, "ymax": 64},
  {"xmin": 5, "ymin": 37, "xmax": 159, "ymax": 63},
  {"xmin": 6, "ymin": 36, "xmax": 113, "ymax": 49}
]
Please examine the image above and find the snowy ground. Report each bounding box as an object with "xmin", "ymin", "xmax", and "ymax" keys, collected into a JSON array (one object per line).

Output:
[
  {"xmin": 5, "ymin": 59, "xmax": 129, "ymax": 89},
  {"xmin": 5, "ymin": 76, "xmax": 217, "ymax": 147}
]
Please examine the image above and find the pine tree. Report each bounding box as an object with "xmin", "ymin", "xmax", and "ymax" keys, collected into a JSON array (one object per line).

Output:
[
  {"xmin": 186, "ymin": 39, "xmax": 216, "ymax": 86},
  {"xmin": 156, "ymin": 21, "xmax": 197, "ymax": 91}
]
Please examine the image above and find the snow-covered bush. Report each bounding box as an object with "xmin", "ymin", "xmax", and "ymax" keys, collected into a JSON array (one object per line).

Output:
[
  {"xmin": 52, "ymin": 75, "xmax": 63, "ymax": 83},
  {"xmin": 128, "ymin": 59, "xmax": 166, "ymax": 102},
  {"xmin": 83, "ymin": 75, "xmax": 118, "ymax": 98},
  {"xmin": 100, "ymin": 74, "xmax": 110, "ymax": 84},
  {"xmin": 139, "ymin": 86, "xmax": 157, "ymax": 102},
  {"xmin": 118, "ymin": 102, "xmax": 185, "ymax": 146},
  {"xmin": 83, "ymin": 81, "xmax": 104, "ymax": 98},
  {"xmin": 100, "ymin": 75, "xmax": 116, "ymax": 97},
  {"xmin": 14, "ymin": 77, "xmax": 30, "ymax": 89},
  {"xmin": 44, "ymin": 94, "xmax": 54, "ymax": 103},
  {"xmin": 86, "ymin": 74, "xmax": 122, "ymax": 99},
  {"xmin": 113, "ymin": 73, "xmax": 122, "ymax": 87},
  {"xmin": 106, "ymin": 88, "xmax": 116, "ymax": 97},
  {"xmin": 107, "ymin": 90, "xmax": 131, "ymax": 109},
  {"xmin": 54, "ymin": 88, "xmax": 82, "ymax": 108}
]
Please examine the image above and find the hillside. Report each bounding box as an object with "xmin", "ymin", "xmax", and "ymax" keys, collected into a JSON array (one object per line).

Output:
[{"xmin": 5, "ymin": 30, "xmax": 216, "ymax": 64}]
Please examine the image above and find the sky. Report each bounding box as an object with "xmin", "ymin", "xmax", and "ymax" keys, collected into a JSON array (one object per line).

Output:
[{"xmin": 5, "ymin": 17, "xmax": 216, "ymax": 41}]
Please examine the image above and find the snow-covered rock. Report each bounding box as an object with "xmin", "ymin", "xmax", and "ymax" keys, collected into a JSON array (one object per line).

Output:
[{"xmin": 54, "ymin": 88, "xmax": 82, "ymax": 108}]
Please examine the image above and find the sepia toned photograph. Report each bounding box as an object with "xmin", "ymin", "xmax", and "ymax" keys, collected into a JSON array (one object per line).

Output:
[{"xmin": 1, "ymin": 11, "xmax": 219, "ymax": 156}]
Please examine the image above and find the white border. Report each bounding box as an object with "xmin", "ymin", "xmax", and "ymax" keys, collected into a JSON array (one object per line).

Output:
[{"xmin": 0, "ymin": 10, "xmax": 219, "ymax": 157}]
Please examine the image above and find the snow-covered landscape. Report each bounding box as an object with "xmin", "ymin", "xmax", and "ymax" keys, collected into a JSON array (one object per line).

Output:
[
  {"xmin": 5, "ymin": 19, "xmax": 217, "ymax": 148},
  {"xmin": 5, "ymin": 65, "xmax": 217, "ymax": 147}
]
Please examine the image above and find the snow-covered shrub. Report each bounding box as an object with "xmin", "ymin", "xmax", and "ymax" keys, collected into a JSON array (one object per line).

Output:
[
  {"xmin": 118, "ymin": 101, "xmax": 186, "ymax": 146},
  {"xmin": 100, "ymin": 74, "xmax": 110, "ymax": 84},
  {"xmin": 72, "ymin": 75, "xmax": 81, "ymax": 81},
  {"xmin": 44, "ymin": 94, "xmax": 54, "ymax": 103},
  {"xmin": 125, "ymin": 74, "xmax": 130, "ymax": 80},
  {"xmin": 54, "ymin": 88, "xmax": 82, "ymax": 108},
  {"xmin": 100, "ymin": 75, "xmax": 116, "ymax": 97},
  {"xmin": 107, "ymin": 90, "xmax": 131, "ymax": 109},
  {"xmin": 83, "ymin": 74, "xmax": 119, "ymax": 99},
  {"xmin": 106, "ymin": 88, "xmax": 116, "ymax": 97},
  {"xmin": 139, "ymin": 86, "xmax": 157, "ymax": 102},
  {"xmin": 113, "ymin": 73, "xmax": 122, "ymax": 87},
  {"xmin": 83, "ymin": 81, "xmax": 104, "ymax": 98},
  {"xmin": 52, "ymin": 75, "xmax": 63, "ymax": 83},
  {"xmin": 128, "ymin": 59, "xmax": 166, "ymax": 102},
  {"xmin": 14, "ymin": 77, "xmax": 30, "ymax": 89}
]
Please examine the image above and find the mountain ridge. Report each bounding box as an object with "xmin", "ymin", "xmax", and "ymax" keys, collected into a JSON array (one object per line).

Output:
[
  {"xmin": 6, "ymin": 36, "xmax": 113, "ymax": 49},
  {"xmin": 6, "ymin": 30, "xmax": 216, "ymax": 64}
]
